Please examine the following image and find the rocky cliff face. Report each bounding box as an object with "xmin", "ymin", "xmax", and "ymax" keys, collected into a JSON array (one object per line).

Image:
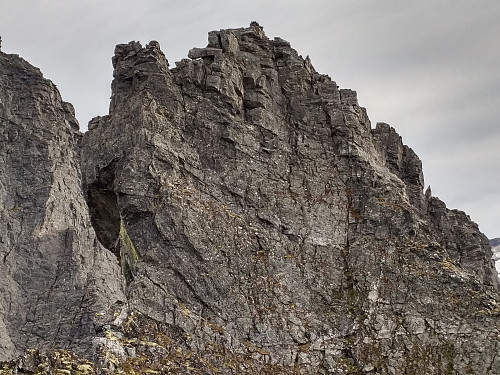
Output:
[
  {"xmin": 0, "ymin": 49, "xmax": 124, "ymax": 361},
  {"xmin": 1, "ymin": 24, "xmax": 499, "ymax": 374}
]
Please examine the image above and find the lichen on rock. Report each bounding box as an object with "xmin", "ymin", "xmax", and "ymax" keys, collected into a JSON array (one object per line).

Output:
[{"xmin": 118, "ymin": 220, "xmax": 139, "ymax": 285}]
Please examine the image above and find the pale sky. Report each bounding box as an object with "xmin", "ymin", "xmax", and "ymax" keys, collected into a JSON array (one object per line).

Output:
[{"xmin": 1, "ymin": 0, "xmax": 499, "ymax": 238}]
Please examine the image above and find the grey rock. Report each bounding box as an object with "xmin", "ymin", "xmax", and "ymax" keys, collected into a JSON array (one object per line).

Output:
[
  {"xmin": 188, "ymin": 47, "xmax": 223, "ymax": 59},
  {"xmin": 80, "ymin": 24, "xmax": 500, "ymax": 374},
  {"xmin": 1, "ymin": 23, "xmax": 499, "ymax": 374},
  {"xmin": 0, "ymin": 49, "xmax": 124, "ymax": 361}
]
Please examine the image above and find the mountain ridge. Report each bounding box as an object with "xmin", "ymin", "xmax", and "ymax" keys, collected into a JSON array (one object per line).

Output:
[{"xmin": 0, "ymin": 24, "xmax": 499, "ymax": 374}]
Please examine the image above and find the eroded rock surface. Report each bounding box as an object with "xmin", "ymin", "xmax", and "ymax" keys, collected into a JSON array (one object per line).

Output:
[
  {"xmin": 0, "ymin": 50, "xmax": 124, "ymax": 361},
  {"xmin": 79, "ymin": 24, "xmax": 500, "ymax": 374},
  {"xmin": 1, "ymin": 24, "xmax": 499, "ymax": 374}
]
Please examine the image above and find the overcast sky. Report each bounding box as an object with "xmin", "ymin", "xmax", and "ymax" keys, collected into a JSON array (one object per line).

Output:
[{"xmin": 1, "ymin": 0, "xmax": 499, "ymax": 238}]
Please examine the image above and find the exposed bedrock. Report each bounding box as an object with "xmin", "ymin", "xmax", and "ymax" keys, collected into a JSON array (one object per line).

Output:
[
  {"xmin": 0, "ymin": 49, "xmax": 124, "ymax": 361},
  {"xmin": 0, "ymin": 23, "xmax": 498, "ymax": 374},
  {"xmin": 80, "ymin": 24, "xmax": 500, "ymax": 374}
]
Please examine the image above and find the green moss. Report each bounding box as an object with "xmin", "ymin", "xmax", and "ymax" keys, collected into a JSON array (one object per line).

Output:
[
  {"xmin": 0, "ymin": 365, "xmax": 14, "ymax": 375},
  {"xmin": 119, "ymin": 220, "xmax": 139, "ymax": 285}
]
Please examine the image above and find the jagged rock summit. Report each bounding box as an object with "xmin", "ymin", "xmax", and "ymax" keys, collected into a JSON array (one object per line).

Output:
[{"xmin": 1, "ymin": 23, "xmax": 499, "ymax": 374}]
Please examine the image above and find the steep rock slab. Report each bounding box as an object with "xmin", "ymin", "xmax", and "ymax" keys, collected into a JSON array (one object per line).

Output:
[
  {"xmin": 82, "ymin": 24, "xmax": 500, "ymax": 374},
  {"xmin": 0, "ymin": 49, "xmax": 124, "ymax": 360}
]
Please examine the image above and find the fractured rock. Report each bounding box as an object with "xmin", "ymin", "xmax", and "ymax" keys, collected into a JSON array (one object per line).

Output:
[
  {"xmin": 0, "ymin": 48, "xmax": 124, "ymax": 361},
  {"xmin": 0, "ymin": 23, "xmax": 499, "ymax": 374},
  {"xmin": 79, "ymin": 24, "xmax": 500, "ymax": 374}
]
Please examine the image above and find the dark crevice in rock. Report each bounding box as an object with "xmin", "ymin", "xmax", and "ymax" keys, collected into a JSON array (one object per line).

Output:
[
  {"xmin": 86, "ymin": 158, "xmax": 121, "ymax": 253},
  {"xmin": 85, "ymin": 158, "xmax": 139, "ymax": 285}
]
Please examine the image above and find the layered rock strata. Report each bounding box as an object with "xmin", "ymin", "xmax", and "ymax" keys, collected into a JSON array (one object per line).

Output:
[{"xmin": 1, "ymin": 24, "xmax": 499, "ymax": 374}]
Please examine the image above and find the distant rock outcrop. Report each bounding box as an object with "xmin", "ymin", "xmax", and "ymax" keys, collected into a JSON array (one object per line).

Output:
[
  {"xmin": 491, "ymin": 238, "xmax": 500, "ymax": 272},
  {"xmin": 491, "ymin": 238, "xmax": 500, "ymax": 248},
  {"xmin": 1, "ymin": 24, "xmax": 499, "ymax": 374}
]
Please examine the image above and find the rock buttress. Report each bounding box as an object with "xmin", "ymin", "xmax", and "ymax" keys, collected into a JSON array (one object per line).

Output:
[
  {"xmin": 0, "ymin": 50, "xmax": 125, "ymax": 360},
  {"xmin": 80, "ymin": 24, "xmax": 498, "ymax": 374}
]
